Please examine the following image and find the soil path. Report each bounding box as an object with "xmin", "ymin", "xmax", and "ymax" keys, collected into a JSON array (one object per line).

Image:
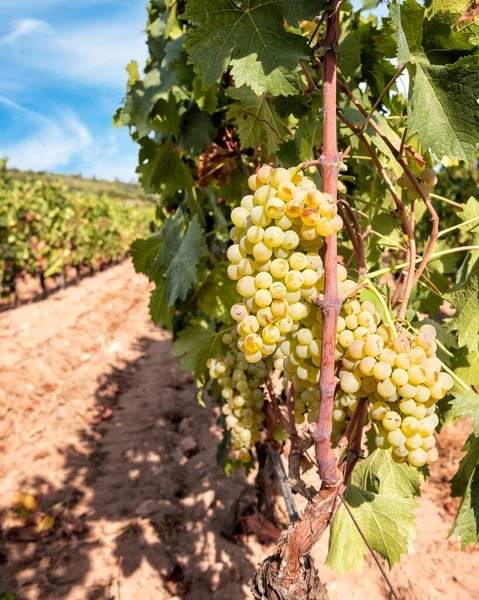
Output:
[{"xmin": 0, "ymin": 261, "xmax": 477, "ymax": 600}]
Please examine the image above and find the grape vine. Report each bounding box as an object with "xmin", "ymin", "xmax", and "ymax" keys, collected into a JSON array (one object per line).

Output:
[{"xmin": 119, "ymin": 0, "xmax": 479, "ymax": 596}]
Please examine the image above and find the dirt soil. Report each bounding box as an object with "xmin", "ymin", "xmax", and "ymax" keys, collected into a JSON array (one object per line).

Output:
[{"xmin": 0, "ymin": 260, "xmax": 477, "ymax": 600}]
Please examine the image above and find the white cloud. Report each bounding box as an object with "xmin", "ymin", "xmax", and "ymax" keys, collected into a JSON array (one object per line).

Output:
[
  {"xmin": 2, "ymin": 13, "xmax": 148, "ymax": 88},
  {"xmin": 0, "ymin": 19, "xmax": 52, "ymax": 45},
  {"xmin": 77, "ymin": 131, "xmax": 139, "ymax": 182},
  {"xmin": 0, "ymin": 96, "xmax": 92, "ymax": 171}
]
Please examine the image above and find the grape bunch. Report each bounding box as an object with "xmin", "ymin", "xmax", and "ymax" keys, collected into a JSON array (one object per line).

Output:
[
  {"xmin": 227, "ymin": 165, "xmax": 343, "ymax": 364},
  {"xmin": 208, "ymin": 333, "xmax": 268, "ymax": 463},
  {"xmin": 397, "ymin": 167, "xmax": 438, "ymax": 201},
  {"xmin": 338, "ymin": 319, "xmax": 451, "ymax": 467}
]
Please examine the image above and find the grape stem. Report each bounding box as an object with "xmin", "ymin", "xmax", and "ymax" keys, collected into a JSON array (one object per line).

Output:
[
  {"xmin": 337, "ymin": 112, "xmax": 416, "ymax": 322},
  {"xmin": 363, "ymin": 246, "xmax": 479, "ymax": 280},
  {"xmin": 365, "ymin": 281, "xmax": 398, "ymax": 339},
  {"xmin": 337, "ymin": 79, "xmax": 439, "ymax": 291},
  {"xmin": 339, "ymin": 198, "xmax": 367, "ymax": 275}
]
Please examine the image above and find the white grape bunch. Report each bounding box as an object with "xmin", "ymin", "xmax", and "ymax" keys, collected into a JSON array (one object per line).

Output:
[
  {"xmin": 227, "ymin": 165, "xmax": 343, "ymax": 364},
  {"xmin": 397, "ymin": 167, "xmax": 438, "ymax": 201},
  {"xmin": 338, "ymin": 316, "xmax": 451, "ymax": 468},
  {"xmin": 208, "ymin": 333, "xmax": 268, "ymax": 463}
]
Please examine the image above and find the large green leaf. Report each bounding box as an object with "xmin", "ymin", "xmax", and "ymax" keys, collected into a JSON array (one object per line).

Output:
[
  {"xmin": 131, "ymin": 233, "xmax": 163, "ymax": 275},
  {"xmin": 449, "ymin": 434, "xmax": 479, "ymax": 548},
  {"xmin": 445, "ymin": 263, "xmax": 479, "ymax": 353},
  {"xmin": 183, "ymin": 0, "xmax": 312, "ymax": 96},
  {"xmin": 327, "ymin": 485, "xmax": 418, "ymax": 572},
  {"xmin": 164, "ymin": 215, "xmax": 209, "ymax": 305},
  {"xmin": 172, "ymin": 319, "xmax": 226, "ymax": 386},
  {"xmin": 408, "ymin": 57, "xmax": 479, "ymax": 163},
  {"xmin": 390, "ymin": 0, "xmax": 425, "ymax": 64},
  {"xmin": 138, "ymin": 139, "xmax": 194, "ymax": 195},
  {"xmin": 197, "ymin": 263, "xmax": 239, "ymax": 321},
  {"xmin": 351, "ymin": 448, "xmax": 423, "ymax": 498},
  {"xmin": 226, "ymin": 86, "xmax": 293, "ymax": 154},
  {"xmin": 449, "ymin": 390, "xmax": 479, "ymax": 436},
  {"xmin": 149, "ymin": 279, "xmax": 172, "ymax": 327}
]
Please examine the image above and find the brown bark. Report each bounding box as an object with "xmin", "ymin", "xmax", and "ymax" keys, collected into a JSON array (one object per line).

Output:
[{"xmin": 250, "ymin": 3, "xmax": 342, "ymax": 597}]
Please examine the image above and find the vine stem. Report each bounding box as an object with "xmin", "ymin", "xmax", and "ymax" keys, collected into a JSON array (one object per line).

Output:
[
  {"xmin": 309, "ymin": 0, "xmax": 343, "ymax": 489},
  {"xmin": 337, "ymin": 79, "xmax": 439, "ymax": 289},
  {"xmin": 338, "ymin": 112, "xmax": 416, "ymax": 320},
  {"xmin": 365, "ymin": 281, "xmax": 398, "ymax": 339},
  {"xmin": 359, "ymin": 64, "xmax": 405, "ymax": 134},
  {"xmin": 363, "ymin": 246, "xmax": 479, "ymax": 279}
]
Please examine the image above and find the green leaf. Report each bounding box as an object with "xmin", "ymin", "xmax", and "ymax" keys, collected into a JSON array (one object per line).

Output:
[
  {"xmin": 445, "ymin": 263, "xmax": 479, "ymax": 353},
  {"xmin": 226, "ymin": 86, "xmax": 292, "ymax": 154},
  {"xmin": 131, "ymin": 233, "xmax": 163, "ymax": 275},
  {"xmin": 408, "ymin": 57, "xmax": 479, "ymax": 163},
  {"xmin": 453, "ymin": 350, "xmax": 479, "ymax": 388},
  {"xmin": 153, "ymin": 209, "xmax": 184, "ymax": 276},
  {"xmin": 197, "ymin": 263, "xmax": 239, "ymax": 321},
  {"xmin": 131, "ymin": 66, "xmax": 176, "ymax": 118},
  {"xmin": 183, "ymin": 0, "xmax": 311, "ymax": 96},
  {"xmin": 180, "ymin": 107, "xmax": 215, "ymax": 159},
  {"xmin": 172, "ymin": 319, "xmax": 225, "ymax": 386},
  {"xmin": 338, "ymin": 27, "xmax": 362, "ymax": 80},
  {"xmin": 327, "ymin": 485, "xmax": 418, "ymax": 572},
  {"xmin": 326, "ymin": 503, "xmax": 365, "ymax": 573},
  {"xmin": 449, "ymin": 434, "xmax": 479, "ymax": 548},
  {"xmin": 390, "ymin": 0, "xmax": 425, "ymax": 64},
  {"xmin": 126, "ymin": 61, "xmax": 140, "ymax": 87},
  {"xmin": 138, "ymin": 138, "xmax": 194, "ymax": 195},
  {"xmin": 451, "ymin": 434, "xmax": 479, "ymax": 497},
  {"xmin": 280, "ymin": 0, "xmax": 331, "ymax": 25},
  {"xmin": 149, "ymin": 279, "xmax": 172, "ymax": 327},
  {"xmin": 351, "ymin": 448, "xmax": 422, "ymax": 498},
  {"xmin": 165, "ymin": 215, "xmax": 209, "ymax": 305},
  {"xmin": 449, "ymin": 390, "xmax": 479, "ymax": 436}
]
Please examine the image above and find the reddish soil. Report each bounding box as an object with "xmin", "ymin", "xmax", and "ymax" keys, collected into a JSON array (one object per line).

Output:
[{"xmin": 0, "ymin": 260, "xmax": 477, "ymax": 600}]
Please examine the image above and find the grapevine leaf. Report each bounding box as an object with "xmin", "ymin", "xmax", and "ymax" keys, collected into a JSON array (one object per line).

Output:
[
  {"xmin": 390, "ymin": 0, "xmax": 425, "ymax": 64},
  {"xmin": 459, "ymin": 197, "xmax": 479, "ymax": 232},
  {"xmin": 131, "ymin": 66, "xmax": 177, "ymax": 118},
  {"xmin": 408, "ymin": 57, "xmax": 479, "ymax": 163},
  {"xmin": 154, "ymin": 209, "xmax": 185, "ymax": 272},
  {"xmin": 454, "ymin": 350, "xmax": 479, "ymax": 388},
  {"xmin": 149, "ymin": 279, "xmax": 172, "ymax": 328},
  {"xmin": 449, "ymin": 434, "xmax": 479, "ymax": 548},
  {"xmin": 131, "ymin": 233, "xmax": 163, "ymax": 274},
  {"xmin": 449, "ymin": 390, "xmax": 479, "ymax": 436},
  {"xmin": 226, "ymin": 86, "xmax": 292, "ymax": 154},
  {"xmin": 338, "ymin": 28, "xmax": 362, "ymax": 80},
  {"xmin": 327, "ymin": 485, "xmax": 418, "ymax": 571},
  {"xmin": 445, "ymin": 263, "xmax": 479, "ymax": 353},
  {"xmin": 172, "ymin": 319, "xmax": 225, "ymax": 387},
  {"xmin": 280, "ymin": 0, "xmax": 331, "ymax": 25},
  {"xmin": 326, "ymin": 504, "xmax": 365, "ymax": 573},
  {"xmin": 180, "ymin": 107, "xmax": 216, "ymax": 159},
  {"xmin": 197, "ymin": 263, "xmax": 239, "ymax": 321},
  {"xmin": 138, "ymin": 138, "xmax": 194, "ymax": 195},
  {"xmin": 351, "ymin": 448, "xmax": 422, "ymax": 498},
  {"xmin": 183, "ymin": 0, "xmax": 311, "ymax": 96},
  {"xmin": 164, "ymin": 215, "xmax": 209, "ymax": 305}
]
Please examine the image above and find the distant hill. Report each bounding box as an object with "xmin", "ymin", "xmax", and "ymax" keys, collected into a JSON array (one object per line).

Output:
[{"xmin": 7, "ymin": 168, "xmax": 145, "ymax": 202}]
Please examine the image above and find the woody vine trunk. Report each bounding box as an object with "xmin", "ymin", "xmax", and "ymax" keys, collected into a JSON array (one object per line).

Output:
[{"xmin": 250, "ymin": 4, "xmax": 342, "ymax": 598}]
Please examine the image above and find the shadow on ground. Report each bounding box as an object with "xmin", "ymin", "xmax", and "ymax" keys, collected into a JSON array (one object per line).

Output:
[{"xmin": 0, "ymin": 335, "xmax": 260, "ymax": 599}]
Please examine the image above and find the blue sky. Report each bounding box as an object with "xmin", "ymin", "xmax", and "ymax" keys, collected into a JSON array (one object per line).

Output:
[
  {"xmin": 0, "ymin": 0, "xmax": 148, "ymax": 182},
  {"xmin": 0, "ymin": 1, "xmax": 390, "ymax": 183}
]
